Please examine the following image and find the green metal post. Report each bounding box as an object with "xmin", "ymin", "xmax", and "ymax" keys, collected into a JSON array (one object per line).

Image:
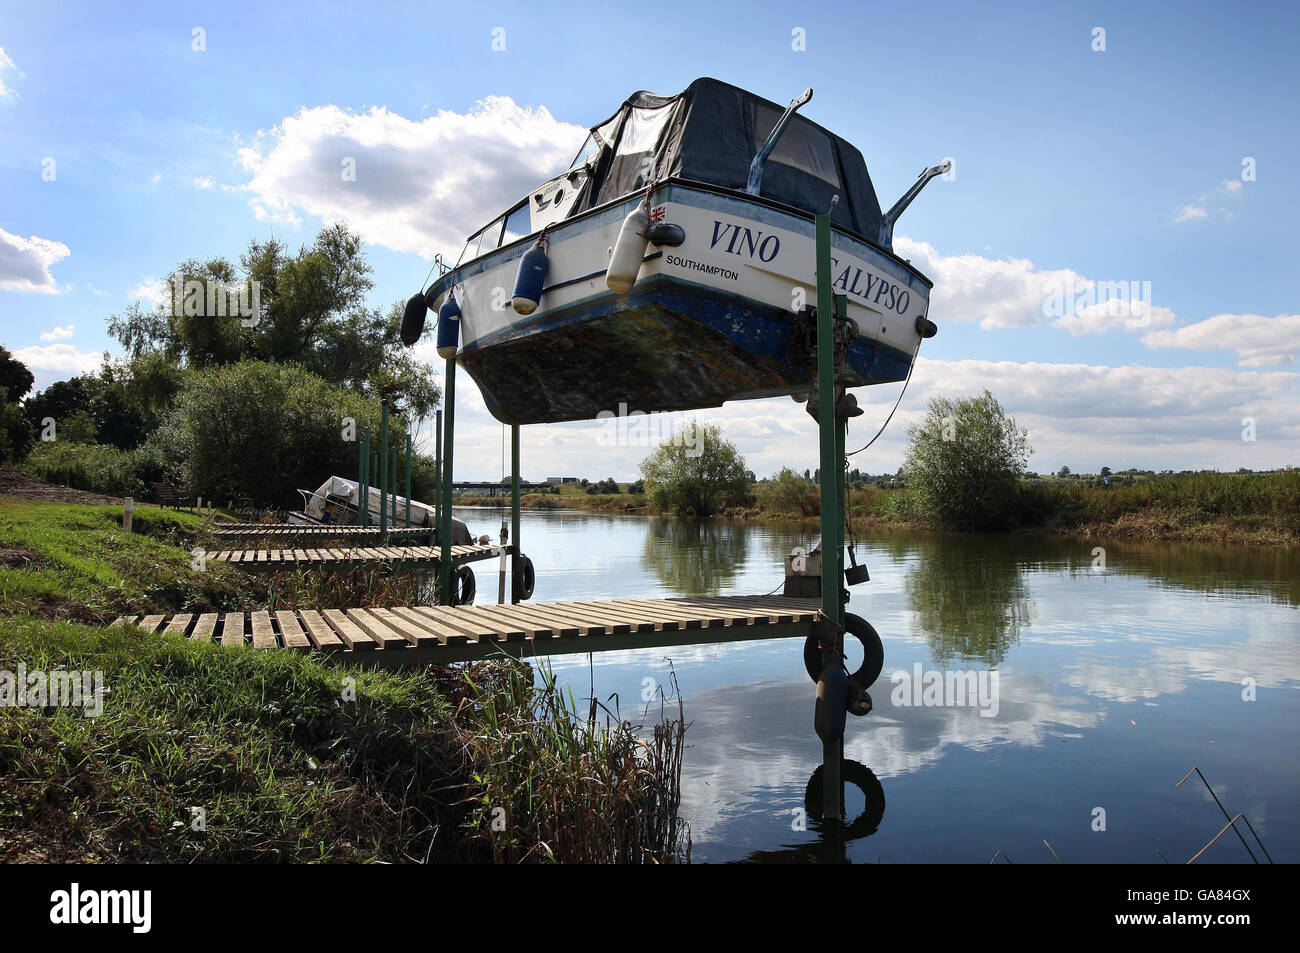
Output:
[
  {"xmin": 434, "ymin": 409, "xmax": 442, "ymax": 541},
  {"xmin": 438, "ymin": 363, "xmax": 456, "ymax": 605},
  {"xmin": 391, "ymin": 447, "xmax": 398, "ymax": 523},
  {"xmin": 815, "ymin": 211, "xmax": 844, "ymax": 821},
  {"xmin": 379, "ymin": 400, "xmax": 389, "ymax": 542},
  {"xmin": 405, "ymin": 433, "xmax": 412, "ymax": 529},
  {"xmin": 511, "ymin": 424, "xmax": 521, "ymax": 604}
]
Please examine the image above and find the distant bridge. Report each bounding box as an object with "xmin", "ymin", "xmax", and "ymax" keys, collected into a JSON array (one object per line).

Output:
[{"xmin": 451, "ymin": 481, "xmax": 549, "ymax": 496}]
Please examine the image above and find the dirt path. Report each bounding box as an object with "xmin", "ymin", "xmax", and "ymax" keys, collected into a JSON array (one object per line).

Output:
[{"xmin": 0, "ymin": 468, "xmax": 124, "ymax": 505}]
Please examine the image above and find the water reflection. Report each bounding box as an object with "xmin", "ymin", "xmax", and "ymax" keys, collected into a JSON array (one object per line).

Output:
[
  {"xmin": 461, "ymin": 508, "xmax": 1300, "ymax": 863},
  {"xmin": 742, "ymin": 760, "xmax": 886, "ymax": 864},
  {"xmin": 641, "ymin": 518, "xmax": 754, "ymax": 595},
  {"xmin": 903, "ymin": 536, "xmax": 1033, "ymax": 665}
]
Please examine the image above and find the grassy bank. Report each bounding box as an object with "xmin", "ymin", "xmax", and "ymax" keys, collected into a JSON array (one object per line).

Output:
[
  {"xmin": 460, "ymin": 471, "xmax": 1300, "ymax": 545},
  {"xmin": 0, "ymin": 497, "xmax": 690, "ymax": 863}
]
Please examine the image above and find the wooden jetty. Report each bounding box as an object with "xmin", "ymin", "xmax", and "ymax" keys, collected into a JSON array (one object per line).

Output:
[
  {"xmin": 206, "ymin": 542, "xmax": 501, "ymax": 572},
  {"xmin": 111, "ymin": 595, "xmax": 823, "ymax": 667},
  {"xmin": 209, "ymin": 524, "xmax": 434, "ymax": 543}
]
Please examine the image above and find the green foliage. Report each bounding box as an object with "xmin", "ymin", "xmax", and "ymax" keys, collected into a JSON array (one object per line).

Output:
[
  {"xmin": 23, "ymin": 370, "xmax": 150, "ymax": 451},
  {"xmin": 587, "ymin": 477, "xmax": 619, "ymax": 495},
  {"xmin": 0, "ymin": 346, "xmax": 34, "ymax": 403},
  {"xmin": 758, "ymin": 467, "xmax": 820, "ymax": 517},
  {"xmin": 904, "ymin": 390, "xmax": 1032, "ymax": 531},
  {"xmin": 20, "ymin": 441, "xmax": 161, "ymax": 498},
  {"xmin": 107, "ymin": 224, "xmax": 439, "ymax": 423},
  {"xmin": 169, "ymin": 360, "xmax": 386, "ymax": 507},
  {"xmin": 0, "ymin": 401, "xmax": 33, "ymax": 464},
  {"xmin": 638, "ymin": 422, "xmax": 751, "ymax": 517}
]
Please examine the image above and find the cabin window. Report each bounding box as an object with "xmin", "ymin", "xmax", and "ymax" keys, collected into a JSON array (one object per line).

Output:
[
  {"xmin": 595, "ymin": 104, "xmax": 673, "ymax": 203},
  {"xmin": 501, "ymin": 202, "xmax": 532, "ymax": 246},
  {"xmin": 753, "ymin": 106, "xmax": 841, "ymax": 187},
  {"xmin": 458, "ymin": 219, "xmax": 503, "ymax": 264},
  {"xmin": 570, "ymin": 134, "xmax": 601, "ymax": 168}
]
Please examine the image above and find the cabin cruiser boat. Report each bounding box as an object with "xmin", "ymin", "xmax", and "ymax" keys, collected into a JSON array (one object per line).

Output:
[
  {"xmin": 403, "ymin": 77, "xmax": 944, "ymax": 425},
  {"xmin": 289, "ymin": 475, "xmax": 474, "ymax": 543}
]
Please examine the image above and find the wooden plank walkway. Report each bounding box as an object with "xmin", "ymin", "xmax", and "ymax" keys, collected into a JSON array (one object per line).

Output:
[
  {"xmin": 210, "ymin": 524, "xmax": 435, "ymax": 543},
  {"xmin": 205, "ymin": 542, "xmax": 502, "ymax": 572},
  {"xmin": 110, "ymin": 595, "xmax": 823, "ymax": 666}
]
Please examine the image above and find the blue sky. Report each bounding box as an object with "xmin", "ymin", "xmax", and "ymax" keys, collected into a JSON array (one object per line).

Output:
[{"xmin": 1, "ymin": 0, "xmax": 1296, "ymax": 478}]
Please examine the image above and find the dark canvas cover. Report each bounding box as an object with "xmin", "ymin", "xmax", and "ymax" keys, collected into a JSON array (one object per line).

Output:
[{"xmin": 578, "ymin": 78, "xmax": 884, "ymax": 243}]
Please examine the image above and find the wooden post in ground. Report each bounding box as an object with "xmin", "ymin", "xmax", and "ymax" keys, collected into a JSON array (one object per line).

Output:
[{"xmin": 123, "ymin": 497, "xmax": 133, "ymax": 534}]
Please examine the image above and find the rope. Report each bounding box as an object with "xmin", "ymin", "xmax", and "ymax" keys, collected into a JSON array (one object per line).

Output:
[{"xmin": 845, "ymin": 336, "xmax": 923, "ymax": 457}]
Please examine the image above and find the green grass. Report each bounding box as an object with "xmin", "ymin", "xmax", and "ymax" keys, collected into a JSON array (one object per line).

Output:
[
  {"xmin": 0, "ymin": 616, "xmax": 689, "ymax": 863},
  {"xmin": 0, "ymin": 499, "xmax": 255, "ymax": 619},
  {"xmin": 0, "ymin": 499, "xmax": 691, "ymax": 863}
]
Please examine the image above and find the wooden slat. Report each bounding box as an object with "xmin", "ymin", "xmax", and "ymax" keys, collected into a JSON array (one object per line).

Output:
[
  {"xmin": 368, "ymin": 607, "xmax": 439, "ymax": 647},
  {"xmin": 109, "ymin": 615, "xmax": 135, "ymax": 628},
  {"xmin": 250, "ymin": 610, "xmax": 277, "ymax": 650},
  {"xmin": 190, "ymin": 613, "xmax": 219, "ymax": 643},
  {"xmin": 547, "ymin": 601, "xmax": 642, "ymax": 633},
  {"xmin": 220, "ymin": 612, "xmax": 245, "ymax": 647},
  {"xmin": 387, "ymin": 607, "xmax": 470, "ymax": 645},
  {"xmin": 473, "ymin": 604, "xmax": 556, "ymax": 640},
  {"xmin": 321, "ymin": 609, "xmax": 377, "ymax": 651},
  {"xmin": 273, "ymin": 610, "xmax": 312, "ymax": 651},
  {"xmin": 163, "ymin": 613, "xmax": 193, "ymax": 636},
  {"xmin": 343, "ymin": 608, "xmax": 409, "ymax": 650},
  {"xmin": 502, "ymin": 603, "xmax": 583, "ymax": 638},
  {"xmin": 298, "ymin": 609, "xmax": 345, "ymax": 651},
  {"xmin": 138, "ymin": 614, "xmax": 166, "ymax": 633},
  {"xmin": 412, "ymin": 606, "xmax": 505, "ymax": 644}
]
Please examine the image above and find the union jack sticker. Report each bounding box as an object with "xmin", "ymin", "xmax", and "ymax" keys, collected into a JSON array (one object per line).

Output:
[{"xmin": 650, "ymin": 204, "xmax": 667, "ymax": 223}]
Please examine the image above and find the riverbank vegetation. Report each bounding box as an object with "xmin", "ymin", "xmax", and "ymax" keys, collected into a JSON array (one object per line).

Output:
[{"xmin": 0, "ymin": 496, "xmax": 690, "ymax": 863}]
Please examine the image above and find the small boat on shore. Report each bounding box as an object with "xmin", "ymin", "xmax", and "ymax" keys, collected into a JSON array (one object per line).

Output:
[{"xmin": 404, "ymin": 77, "xmax": 945, "ymax": 425}]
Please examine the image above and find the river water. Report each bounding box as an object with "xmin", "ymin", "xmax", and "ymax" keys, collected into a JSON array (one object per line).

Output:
[{"xmin": 454, "ymin": 505, "xmax": 1299, "ymax": 863}]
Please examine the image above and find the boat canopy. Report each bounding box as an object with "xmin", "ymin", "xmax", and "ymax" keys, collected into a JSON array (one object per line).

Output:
[{"xmin": 572, "ymin": 77, "xmax": 885, "ymax": 241}]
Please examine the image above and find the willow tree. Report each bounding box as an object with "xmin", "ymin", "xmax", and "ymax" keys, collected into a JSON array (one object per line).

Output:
[
  {"xmin": 639, "ymin": 422, "xmax": 750, "ymax": 517},
  {"xmin": 904, "ymin": 389, "xmax": 1032, "ymax": 531}
]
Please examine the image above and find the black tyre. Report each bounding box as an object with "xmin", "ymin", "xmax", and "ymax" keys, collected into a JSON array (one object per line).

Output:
[{"xmin": 803, "ymin": 614, "xmax": 884, "ymax": 689}]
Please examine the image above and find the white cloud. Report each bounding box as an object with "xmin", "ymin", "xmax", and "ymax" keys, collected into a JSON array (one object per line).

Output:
[
  {"xmin": 236, "ymin": 99, "xmax": 587, "ymax": 257},
  {"xmin": 10, "ymin": 342, "xmax": 100, "ymax": 375},
  {"xmin": 1053, "ymin": 298, "xmax": 1177, "ymax": 336},
  {"xmin": 0, "ymin": 47, "xmax": 22, "ymax": 99},
  {"xmin": 39, "ymin": 324, "xmax": 74, "ymax": 341},
  {"xmin": 1175, "ymin": 179, "xmax": 1246, "ymax": 223},
  {"xmin": 895, "ymin": 237, "xmax": 1171, "ymax": 335},
  {"xmin": 128, "ymin": 276, "xmax": 169, "ymax": 309},
  {"xmin": 0, "ymin": 226, "xmax": 70, "ymax": 293},
  {"xmin": 193, "ymin": 176, "xmax": 216, "ymax": 189},
  {"xmin": 433, "ymin": 357, "xmax": 1299, "ymax": 482},
  {"xmin": 1142, "ymin": 313, "xmax": 1300, "ymax": 367}
]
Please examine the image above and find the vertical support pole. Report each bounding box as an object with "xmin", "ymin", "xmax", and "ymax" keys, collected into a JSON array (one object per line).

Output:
[
  {"xmin": 815, "ymin": 211, "xmax": 844, "ymax": 821},
  {"xmin": 434, "ymin": 409, "xmax": 443, "ymax": 542},
  {"xmin": 438, "ymin": 362, "xmax": 456, "ymax": 605},
  {"xmin": 391, "ymin": 448, "xmax": 398, "ymax": 523},
  {"xmin": 123, "ymin": 497, "xmax": 133, "ymax": 534},
  {"xmin": 379, "ymin": 400, "xmax": 389, "ymax": 542},
  {"xmin": 358, "ymin": 429, "xmax": 369, "ymax": 526},
  {"xmin": 405, "ymin": 433, "xmax": 412, "ymax": 528},
  {"xmin": 510, "ymin": 424, "xmax": 521, "ymax": 604}
]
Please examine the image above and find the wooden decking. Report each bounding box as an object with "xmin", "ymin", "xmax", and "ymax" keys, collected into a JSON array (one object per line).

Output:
[
  {"xmin": 206, "ymin": 542, "xmax": 501, "ymax": 571},
  {"xmin": 210, "ymin": 524, "xmax": 434, "ymax": 543},
  {"xmin": 110, "ymin": 595, "xmax": 822, "ymax": 666}
]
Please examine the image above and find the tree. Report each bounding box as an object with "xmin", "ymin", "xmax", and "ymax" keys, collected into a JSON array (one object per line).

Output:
[
  {"xmin": 165, "ymin": 360, "xmax": 390, "ymax": 507},
  {"xmin": 903, "ymin": 389, "xmax": 1032, "ymax": 530},
  {"xmin": 758, "ymin": 467, "xmax": 820, "ymax": 516},
  {"xmin": 107, "ymin": 224, "xmax": 439, "ymax": 424},
  {"xmin": 639, "ymin": 422, "xmax": 750, "ymax": 517},
  {"xmin": 1057, "ymin": 466, "xmax": 1071, "ymax": 478},
  {"xmin": 1, "ymin": 346, "xmax": 34, "ymax": 403},
  {"xmin": 0, "ymin": 347, "xmax": 35, "ymax": 462}
]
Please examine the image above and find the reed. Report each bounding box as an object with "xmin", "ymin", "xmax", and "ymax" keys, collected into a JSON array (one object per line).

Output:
[{"xmin": 454, "ymin": 659, "xmax": 691, "ymax": 863}]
